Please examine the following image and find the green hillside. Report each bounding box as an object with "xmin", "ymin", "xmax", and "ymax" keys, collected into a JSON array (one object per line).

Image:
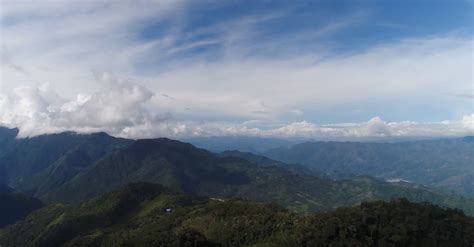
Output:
[
  {"xmin": 1, "ymin": 183, "xmax": 473, "ymax": 247},
  {"xmin": 219, "ymin": 150, "xmax": 323, "ymax": 176}
]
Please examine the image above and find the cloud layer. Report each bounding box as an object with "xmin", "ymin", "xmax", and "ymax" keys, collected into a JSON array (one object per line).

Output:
[{"xmin": 0, "ymin": 79, "xmax": 472, "ymax": 139}]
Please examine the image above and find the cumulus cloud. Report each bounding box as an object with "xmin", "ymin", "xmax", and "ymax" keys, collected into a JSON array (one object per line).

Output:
[
  {"xmin": 0, "ymin": 79, "xmax": 472, "ymax": 139},
  {"xmin": 120, "ymin": 114, "xmax": 474, "ymax": 139},
  {"xmin": 0, "ymin": 74, "xmax": 173, "ymax": 137},
  {"xmin": 264, "ymin": 116, "xmax": 474, "ymax": 139}
]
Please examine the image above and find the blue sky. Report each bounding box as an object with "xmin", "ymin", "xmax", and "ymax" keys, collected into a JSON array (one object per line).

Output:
[
  {"xmin": 134, "ymin": 0, "xmax": 473, "ymax": 123},
  {"xmin": 0, "ymin": 0, "xmax": 473, "ymax": 138},
  {"xmin": 137, "ymin": 1, "xmax": 472, "ymax": 57}
]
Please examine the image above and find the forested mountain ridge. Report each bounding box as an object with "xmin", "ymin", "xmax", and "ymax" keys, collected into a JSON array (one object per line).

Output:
[
  {"xmin": 184, "ymin": 136, "xmax": 295, "ymax": 153},
  {"xmin": 1, "ymin": 183, "xmax": 473, "ymax": 247},
  {"xmin": 265, "ymin": 138, "xmax": 474, "ymax": 196},
  {"xmin": 0, "ymin": 127, "xmax": 18, "ymax": 157},
  {"xmin": 218, "ymin": 150, "xmax": 323, "ymax": 176},
  {"xmin": 0, "ymin": 127, "xmax": 132, "ymax": 197},
  {"xmin": 41, "ymin": 138, "xmax": 474, "ymax": 215}
]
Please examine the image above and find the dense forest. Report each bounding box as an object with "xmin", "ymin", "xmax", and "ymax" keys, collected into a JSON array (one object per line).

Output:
[{"xmin": 1, "ymin": 183, "xmax": 473, "ymax": 247}]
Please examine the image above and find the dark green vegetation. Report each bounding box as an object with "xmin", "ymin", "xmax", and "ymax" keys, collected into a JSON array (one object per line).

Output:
[
  {"xmin": 40, "ymin": 138, "xmax": 474, "ymax": 215},
  {"xmin": 1, "ymin": 183, "xmax": 473, "ymax": 247},
  {"xmin": 265, "ymin": 138, "xmax": 474, "ymax": 196},
  {"xmin": 218, "ymin": 150, "xmax": 323, "ymax": 176},
  {"xmin": 0, "ymin": 184, "xmax": 44, "ymax": 228}
]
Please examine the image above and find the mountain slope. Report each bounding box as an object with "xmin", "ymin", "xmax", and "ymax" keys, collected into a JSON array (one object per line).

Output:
[
  {"xmin": 0, "ymin": 129, "xmax": 132, "ymax": 196},
  {"xmin": 0, "ymin": 184, "xmax": 44, "ymax": 228},
  {"xmin": 265, "ymin": 138, "xmax": 474, "ymax": 196},
  {"xmin": 0, "ymin": 127, "xmax": 18, "ymax": 157},
  {"xmin": 1, "ymin": 183, "xmax": 473, "ymax": 247},
  {"xmin": 42, "ymin": 138, "xmax": 474, "ymax": 215},
  {"xmin": 218, "ymin": 150, "xmax": 324, "ymax": 176},
  {"xmin": 0, "ymin": 127, "xmax": 19, "ymax": 182}
]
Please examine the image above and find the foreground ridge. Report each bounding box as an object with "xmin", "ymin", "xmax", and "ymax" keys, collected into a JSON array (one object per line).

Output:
[{"xmin": 1, "ymin": 183, "xmax": 473, "ymax": 246}]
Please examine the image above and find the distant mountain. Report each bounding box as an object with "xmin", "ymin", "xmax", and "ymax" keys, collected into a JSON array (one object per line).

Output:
[
  {"xmin": 0, "ymin": 128, "xmax": 132, "ymax": 196},
  {"xmin": 265, "ymin": 138, "xmax": 474, "ymax": 196},
  {"xmin": 41, "ymin": 138, "xmax": 474, "ymax": 215},
  {"xmin": 464, "ymin": 136, "xmax": 474, "ymax": 142},
  {"xmin": 0, "ymin": 184, "xmax": 44, "ymax": 228},
  {"xmin": 184, "ymin": 136, "xmax": 295, "ymax": 153},
  {"xmin": 0, "ymin": 128, "xmax": 18, "ymax": 178},
  {"xmin": 1, "ymin": 183, "xmax": 473, "ymax": 246},
  {"xmin": 0, "ymin": 127, "xmax": 18, "ymax": 184},
  {"xmin": 218, "ymin": 150, "xmax": 324, "ymax": 176}
]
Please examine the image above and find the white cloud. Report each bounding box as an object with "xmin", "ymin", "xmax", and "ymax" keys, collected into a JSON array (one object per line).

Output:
[
  {"xmin": 264, "ymin": 116, "xmax": 474, "ymax": 138},
  {"xmin": 0, "ymin": 80, "xmax": 472, "ymax": 139},
  {"xmin": 0, "ymin": 74, "xmax": 172, "ymax": 137},
  {"xmin": 146, "ymin": 36, "xmax": 472, "ymax": 120}
]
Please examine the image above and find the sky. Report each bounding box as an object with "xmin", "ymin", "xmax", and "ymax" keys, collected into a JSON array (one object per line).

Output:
[{"xmin": 0, "ymin": 0, "xmax": 473, "ymax": 139}]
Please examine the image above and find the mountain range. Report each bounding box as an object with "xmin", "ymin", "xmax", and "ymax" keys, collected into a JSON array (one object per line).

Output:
[
  {"xmin": 1, "ymin": 126, "xmax": 474, "ymax": 216},
  {"xmin": 264, "ymin": 138, "xmax": 474, "ymax": 196},
  {"xmin": 0, "ymin": 130, "xmax": 131, "ymax": 197},
  {"xmin": 184, "ymin": 136, "xmax": 295, "ymax": 154}
]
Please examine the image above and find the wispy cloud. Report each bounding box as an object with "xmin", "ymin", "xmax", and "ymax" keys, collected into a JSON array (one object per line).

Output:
[
  {"xmin": 0, "ymin": 47, "xmax": 28, "ymax": 75},
  {"xmin": 457, "ymin": 93, "xmax": 474, "ymax": 99}
]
